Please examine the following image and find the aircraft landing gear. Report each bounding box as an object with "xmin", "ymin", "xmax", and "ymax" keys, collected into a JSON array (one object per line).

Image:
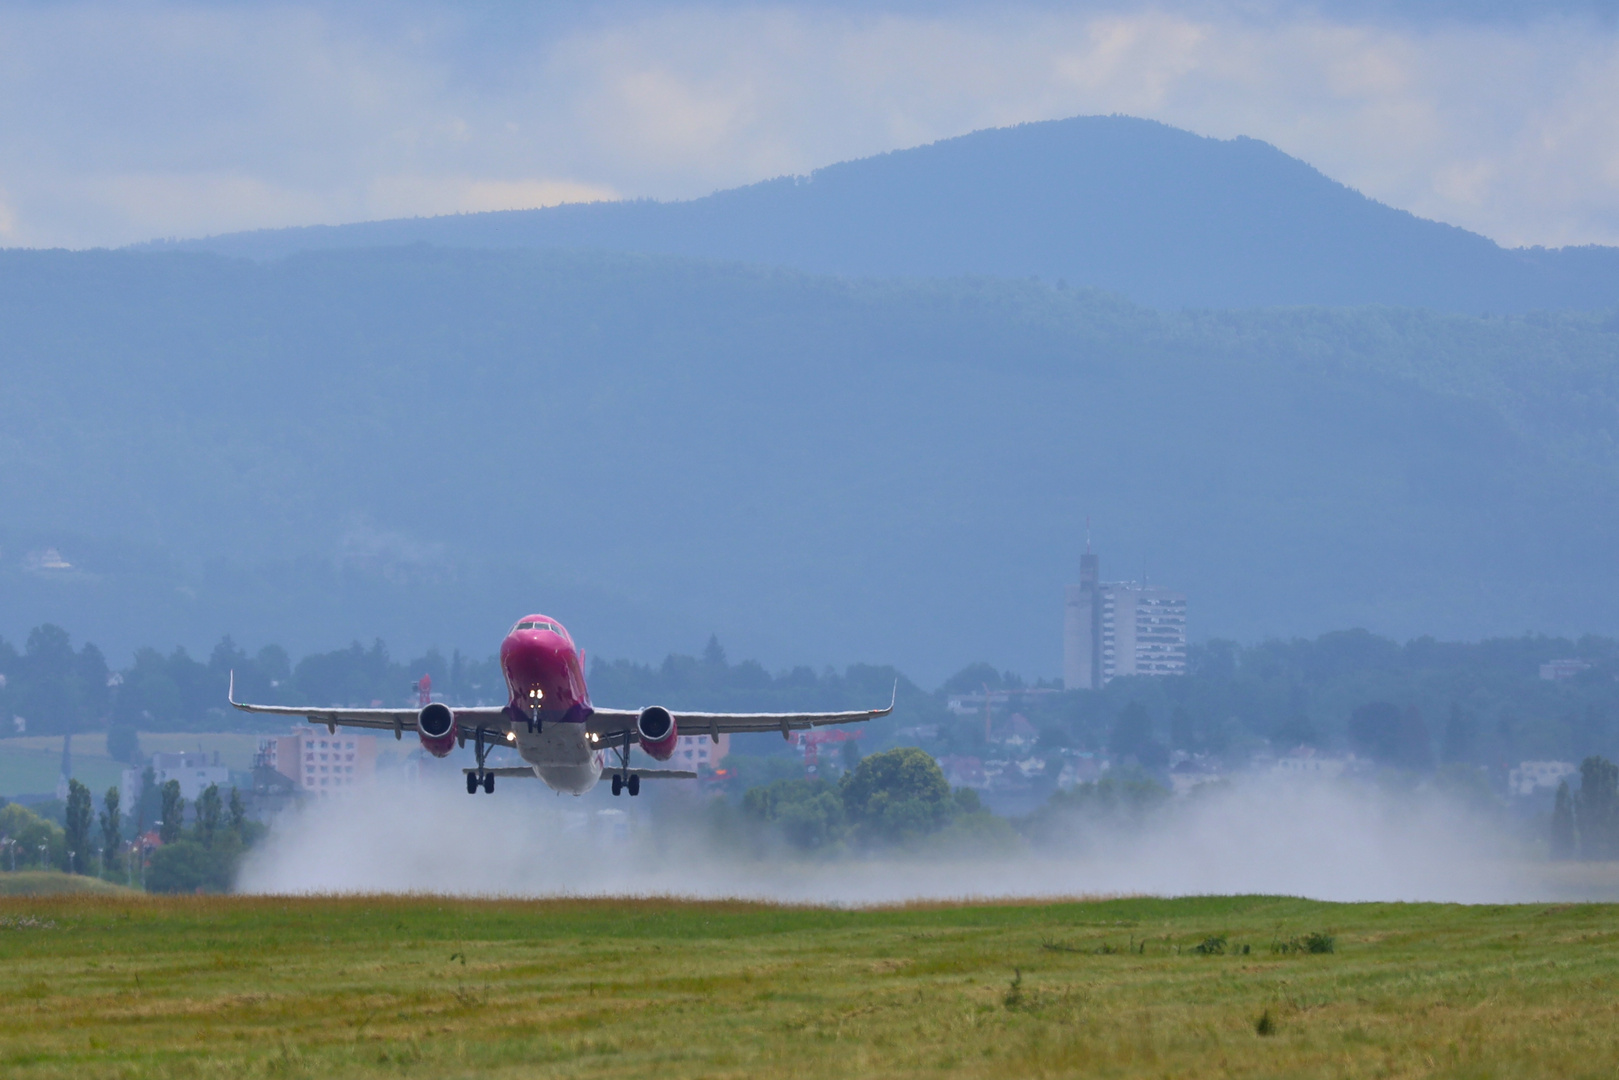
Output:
[
  {"xmin": 465, "ymin": 726, "xmax": 499, "ymax": 794},
  {"xmin": 610, "ymin": 729, "xmax": 640, "ymax": 796},
  {"xmin": 608, "ymin": 725, "xmax": 637, "ymax": 793}
]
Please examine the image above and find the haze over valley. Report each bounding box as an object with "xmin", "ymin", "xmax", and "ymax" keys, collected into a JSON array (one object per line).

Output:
[{"xmin": 7, "ymin": 200, "xmax": 1619, "ymax": 677}]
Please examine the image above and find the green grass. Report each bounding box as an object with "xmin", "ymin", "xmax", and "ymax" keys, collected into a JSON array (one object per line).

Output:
[{"xmin": 2, "ymin": 893, "xmax": 1617, "ymax": 1078}]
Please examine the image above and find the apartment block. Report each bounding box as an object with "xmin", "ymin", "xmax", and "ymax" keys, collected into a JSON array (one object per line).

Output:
[
  {"xmin": 263, "ymin": 729, "xmax": 380, "ymax": 795},
  {"xmin": 1064, "ymin": 551, "xmax": 1187, "ymax": 689}
]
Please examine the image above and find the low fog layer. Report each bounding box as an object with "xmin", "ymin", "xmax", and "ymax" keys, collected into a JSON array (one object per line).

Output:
[{"xmin": 238, "ymin": 776, "xmax": 1604, "ymax": 904}]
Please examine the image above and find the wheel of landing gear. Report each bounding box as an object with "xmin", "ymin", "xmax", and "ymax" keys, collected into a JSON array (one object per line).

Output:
[
  {"xmin": 611, "ymin": 775, "xmax": 622, "ymax": 796},
  {"xmin": 466, "ymin": 772, "xmax": 478, "ymax": 795},
  {"xmin": 627, "ymin": 775, "xmax": 641, "ymax": 797},
  {"xmin": 483, "ymin": 772, "xmax": 495, "ymax": 794}
]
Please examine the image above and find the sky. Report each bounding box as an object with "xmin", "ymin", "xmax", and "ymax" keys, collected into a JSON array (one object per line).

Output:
[{"xmin": 1, "ymin": 0, "xmax": 1618, "ymax": 250}]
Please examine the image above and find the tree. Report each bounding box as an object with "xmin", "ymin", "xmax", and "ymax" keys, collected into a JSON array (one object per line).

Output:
[
  {"xmin": 939, "ymin": 662, "xmax": 1021, "ymax": 695},
  {"xmin": 1272, "ymin": 713, "xmax": 1319, "ymax": 749},
  {"xmin": 106, "ymin": 723, "xmax": 142, "ymax": 765},
  {"xmin": 838, "ymin": 738, "xmax": 863, "ymax": 773},
  {"xmin": 1347, "ymin": 702, "xmax": 1433, "ymax": 771},
  {"xmin": 839, "ymin": 747, "xmax": 953, "ymax": 845},
  {"xmin": 64, "ymin": 779, "xmax": 93, "ymax": 874},
  {"xmin": 743, "ymin": 778, "xmax": 846, "ymax": 850},
  {"xmin": 195, "ymin": 784, "xmax": 223, "ymax": 847},
  {"xmin": 1109, "ymin": 702, "xmax": 1168, "ymax": 769},
  {"xmin": 228, "ymin": 787, "xmax": 246, "ymax": 839},
  {"xmin": 14, "ymin": 625, "xmax": 108, "ymax": 736},
  {"xmin": 1551, "ymin": 780, "xmax": 1576, "ymax": 860},
  {"xmin": 136, "ymin": 766, "xmax": 160, "ymax": 835},
  {"xmin": 159, "ymin": 780, "xmax": 185, "ymax": 844},
  {"xmin": 1575, "ymin": 756, "xmax": 1619, "ymax": 861},
  {"xmin": 1441, "ymin": 703, "xmax": 1477, "ymax": 764},
  {"xmin": 1169, "ymin": 706, "xmax": 1196, "ymax": 751},
  {"xmin": 0, "ymin": 803, "xmax": 64, "ymax": 869},
  {"xmin": 99, "ymin": 787, "xmax": 123, "ymax": 877}
]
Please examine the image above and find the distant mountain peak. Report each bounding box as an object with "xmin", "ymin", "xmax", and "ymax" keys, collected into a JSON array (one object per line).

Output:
[{"xmin": 137, "ymin": 114, "xmax": 1618, "ymax": 312}]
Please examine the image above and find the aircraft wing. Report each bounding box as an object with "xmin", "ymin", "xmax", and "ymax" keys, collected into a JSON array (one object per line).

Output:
[
  {"xmin": 584, "ymin": 683, "xmax": 896, "ymax": 742},
  {"xmin": 227, "ymin": 673, "xmax": 510, "ymax": 734}
]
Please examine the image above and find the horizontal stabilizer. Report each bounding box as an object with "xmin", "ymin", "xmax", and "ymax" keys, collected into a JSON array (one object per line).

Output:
[{"xmin": 458, "ymin": 766, "xmax": 699, "ymax": 781}]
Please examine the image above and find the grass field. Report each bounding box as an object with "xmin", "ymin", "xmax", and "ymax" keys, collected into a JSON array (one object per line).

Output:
[{"xmin": 2, "ymin": 892, "xmax": 1617, "ymax": 1078}]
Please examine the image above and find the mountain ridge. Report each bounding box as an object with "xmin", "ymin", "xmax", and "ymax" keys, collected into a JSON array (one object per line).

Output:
[{"xmin": 138, "ymin": 115, "xmax": 1619, "ymax": 312}]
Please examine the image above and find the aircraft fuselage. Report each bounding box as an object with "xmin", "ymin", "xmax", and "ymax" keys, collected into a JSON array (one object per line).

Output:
[{"xmin": 495, "ymin": 615, "xmax": 605, "ymax": 794}]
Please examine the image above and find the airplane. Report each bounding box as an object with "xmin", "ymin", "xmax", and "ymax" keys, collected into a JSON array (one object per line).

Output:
[{"xmin": 229, "ymin": 614, "xmax": 894, "ymax": 797}]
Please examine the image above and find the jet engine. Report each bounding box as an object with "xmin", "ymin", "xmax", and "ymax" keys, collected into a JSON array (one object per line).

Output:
[
  {"xmin": 417, "ymin": 702, "xmax": 457, "ymax": 758},
  {"xmin": 636, "ymin": 706, "xmax": 678, "ymax": 761}
]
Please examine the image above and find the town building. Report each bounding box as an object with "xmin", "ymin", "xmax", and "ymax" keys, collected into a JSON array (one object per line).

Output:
[
  {"xmin": 1055, "ymin": 751, "xmax": 1108, "ymax": 789},
  {"xmin": 1064, "ymin": 549, "xmax": 1187, "ymax": 689},
  {"xmin": 1509, "ymin": 760, "xmax": 1577, "ymax": 797},
  {"xmin": 124, "ymin": 751, "xmax": 232, "ymax": 802},
  {"xmin": 1169, "ymin": 754, "xmax": 1225, "ymax": 795},
  {"xmin": 671, "ymin": 733, "xmax": 730, "ymax": 773},
  {"xmin": 1539, "ymin": 659, "xmax": 1591, "ymax": 682},
  {"xmin": 1269, "ymin": 747, "xmax": 1350, "ymax": 781},
  {"xmin": 936, "ymin": 755, "xmax": 987, "ymax": 790},
  {"xmin": 262, "ymin": 729, "xmax": 380, "ymax": 795}
]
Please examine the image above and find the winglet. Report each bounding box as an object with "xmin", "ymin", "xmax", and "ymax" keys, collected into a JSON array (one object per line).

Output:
[
  {"xmin": 878, "ymin": 679, "xmax": 897, "ymax": 717},
  {"xmin": 228, "ymin": 669, "xmax": 237, "ymax": 706}
]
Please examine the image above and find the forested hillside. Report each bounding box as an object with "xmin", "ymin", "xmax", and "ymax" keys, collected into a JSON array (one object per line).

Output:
[
  {"xmin": 3, "ymin": 244, "xmax": 1619, "ymax": 677},
  {"xmin": 149, "ymin": 116, "xmax": 1619, "ymax": 313}
]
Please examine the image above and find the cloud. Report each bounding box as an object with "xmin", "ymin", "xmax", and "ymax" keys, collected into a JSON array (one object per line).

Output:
[
  {"xmin": 0, "ymin": 2, "xmax": 1616, "ymax": 248},
  {"xmin": 365, "ymin": 175, "xmax": 619, "ymax": 218}
]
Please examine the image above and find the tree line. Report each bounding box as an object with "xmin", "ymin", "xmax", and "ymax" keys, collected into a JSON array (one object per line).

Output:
[
  {"xmin": 1551, "ymin": 757, "xmax": 1619, "ymax": 860},
  {"xmin": 939, "ymin": 631, "xmax": 1619, "ymax": 775},
  {"xmin": 0, "ymin": 625, "xmax": 507, "ymax": 747},
  {"xmin": 0, "ymin": 774, "xmax": 261, "ymax": 892},
  {"xmin": 4, "ymin": 622, "xmax": 1617, "ymax": 778}
]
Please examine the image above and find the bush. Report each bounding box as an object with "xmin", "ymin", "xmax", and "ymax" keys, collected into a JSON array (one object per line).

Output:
[
  {"xmin": 145, "ymin": 837, "xmax": 242, "ymax": 894},
  {"xmin": 0, "ymin": 803, "xmax": 65, "ymax": 870},
  {"xmin": 1273, "ymin": 931, "xmax": 1336, "ymax": 955},
  {"xmin": 839, "ymin": 748, "xmax": 953, "ymax": 846},
  {"xmin": 742, "ymin": 778, "xmax": 846, "ymax": 850}
]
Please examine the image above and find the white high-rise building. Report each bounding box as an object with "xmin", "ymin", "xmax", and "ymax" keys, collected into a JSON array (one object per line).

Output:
[{"xmin": 1064, "ymin": 552, "xmax": 1187, "ymax": 689}]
